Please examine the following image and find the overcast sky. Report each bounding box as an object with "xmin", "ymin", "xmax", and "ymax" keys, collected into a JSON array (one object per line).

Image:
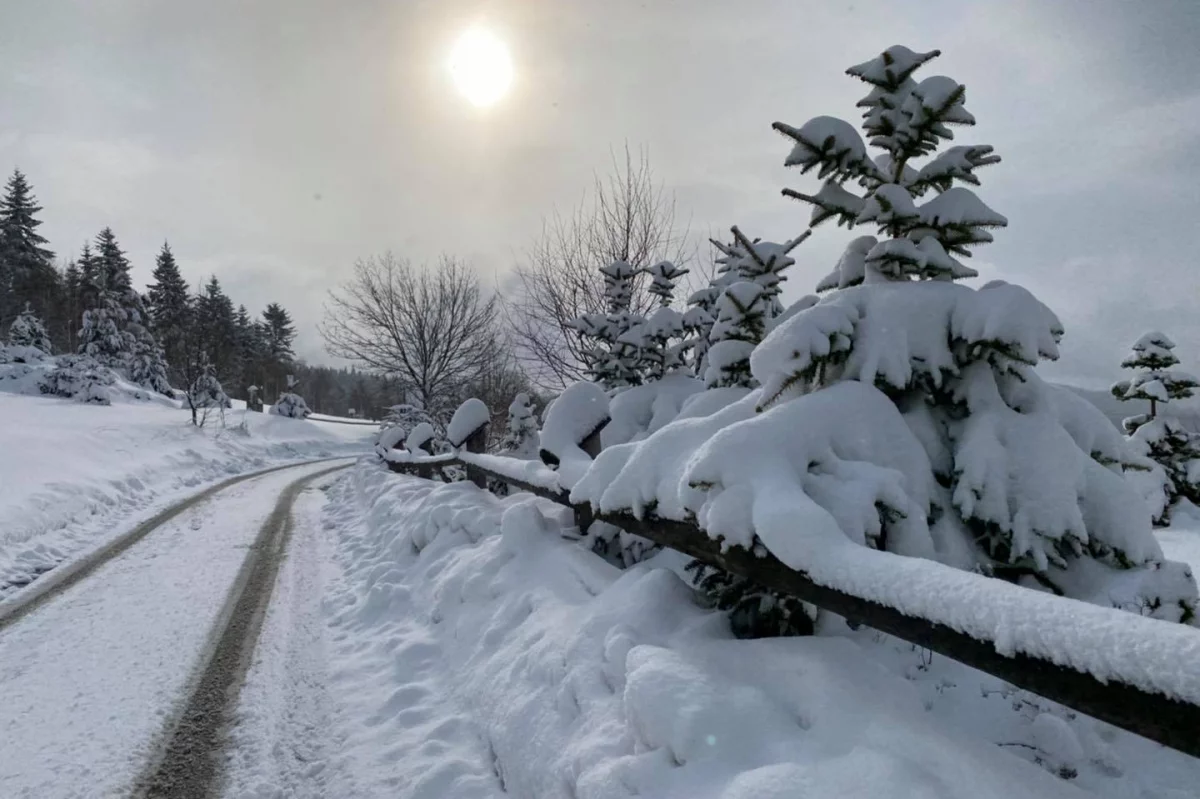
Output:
[{"xmin": 2, "ymin": 0, "xmax": 1198, "ymax": 386}]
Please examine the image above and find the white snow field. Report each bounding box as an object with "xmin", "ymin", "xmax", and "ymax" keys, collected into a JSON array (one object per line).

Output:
[
  {"xmin": 0, "ymin": 391, "xmax": 371, "ymax": 596},
  {"xmin": 286, "ymin": 461, "xmax": 1200, "ymax": 799},
  {"xmin": 0, "ymin": 459, "xmax": 353, "ymax": 798}
]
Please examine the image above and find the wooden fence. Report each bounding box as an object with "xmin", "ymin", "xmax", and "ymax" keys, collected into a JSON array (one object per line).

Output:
[{"xmin": 382, "ymin": 442, "xmax": 1200, "ymax": 759}]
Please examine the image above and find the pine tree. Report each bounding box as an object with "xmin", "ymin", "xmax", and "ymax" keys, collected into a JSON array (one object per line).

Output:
[
  {"xmin": 261, "ymin": 302, "xmax": 296, "ymax": 362},
  {"xmin": 636, "ymin": 260, "xmax": 690, "ymax": 380},
  {"xmin": 78, "ymin": 287, "xmax": 128, "ymax": 369},
  {"xmin": 1112, "ymin": 332, "xmax": 1198, "ymax": 424},
  {"xmin": 146, "ymin": 242, "xmax": 192, "ymax": 387},
  {"xmin": 0, "ymin": 169, "xmax": 58, "ymax": 332},
  {"xmin": 7, "ymin": 302, "xmax": 53, "ymax": 354},
  {"xmin": 78, "ymin": 242, "xmax": 101, "ymax": 313},
  {"xmin": 1112, "ymin": 332, "xmax": 1200, "ymax": 524},
  {"xmin": 89, "ymin": 228, "xmax": 170, "ymax": 393},
  {"xmin": 59, "ymin": 259, "xmax": 83, "ymax": 352},
  {"xmin": 195, "ymin": 276, "xmax": 237, "ymax": 383},
  {"xmin": 703, "ymin": 228, "xmax": 805, "ymax": 388},
  {"xmin": 570, "ymin": 260, "xmax": 646, "ymax": 390},
  {"xmin": 744, "ymin": 45, "xmax": 1194, "ymax": 620},
  {"xmin": 500, "ymin": 392, "xmax": 540, "ymax": 458}
]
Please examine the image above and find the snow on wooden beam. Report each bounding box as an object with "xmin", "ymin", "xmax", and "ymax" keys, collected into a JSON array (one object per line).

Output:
[{"xmin": 382, "ymin": 455, "xmax": 1200, "ymax": 759}]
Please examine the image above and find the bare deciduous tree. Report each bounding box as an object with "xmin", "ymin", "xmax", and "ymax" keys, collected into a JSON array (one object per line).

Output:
[
  {"xmin": 321, "ymin": 253, "xmax": 501, "ymax": 418},
  {"xmin": 503, "ymin": 145, "xmax": 692, "ymax": 390}
]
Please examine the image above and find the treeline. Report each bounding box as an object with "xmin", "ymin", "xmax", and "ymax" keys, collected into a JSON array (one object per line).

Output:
[{"xmin": 0, "ymin": 168, "xmax": 300, "ymax": 404}]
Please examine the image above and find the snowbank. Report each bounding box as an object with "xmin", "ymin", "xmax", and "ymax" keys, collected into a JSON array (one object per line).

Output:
[
  {"xmin": 0, "ymin": 392, "xmax": 370, "ymax": 595},
  {"xmin": 319, "ymin": 463, "xmax": 1200, "ymax": 797}
]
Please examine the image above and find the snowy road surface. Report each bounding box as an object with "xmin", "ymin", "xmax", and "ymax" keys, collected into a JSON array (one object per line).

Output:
[{"xmin": 0, "ymin": 458, "xmax": 352, "ymax": 798}]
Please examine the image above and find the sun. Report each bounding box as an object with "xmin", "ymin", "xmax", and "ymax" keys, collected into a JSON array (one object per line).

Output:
[{"xmin": 447, "ymin": 27, "xmax": 513, "ymax": 108}]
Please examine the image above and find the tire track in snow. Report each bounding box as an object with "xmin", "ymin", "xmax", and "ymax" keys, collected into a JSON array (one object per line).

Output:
[
  {"xmin": 135, "ymin": 462, "xmax": 350, "ymax": 799},
  {"xmin": 0, "ymin": 457, "xmax": 348, "ymax": 635}
]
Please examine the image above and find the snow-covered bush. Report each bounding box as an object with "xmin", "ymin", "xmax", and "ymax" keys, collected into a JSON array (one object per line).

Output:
[
  {"xmin": 0, "ymin": 343, "xmax": 49, "ymax": 366},
  {"xmin": 39, "ymin": 354, "xmax": 115, "ymax": 405},
  {"xmin": 7, "ymin": 304, "xmax": 53, "ymax": 355},
  {"xmin": 573, "ymin": 45, "xmax": 1197, "ymax": 624},
  {"xmin": 1113, "ymin": 332, "xmax": 1200, "ymax": 524},
  {"xmin": 272, "ymin": 392, "xmax": 312, "ymax": 419},
  {"xmin": 500, "ymin": 392, "xmax": 540, "ymax": 459}
]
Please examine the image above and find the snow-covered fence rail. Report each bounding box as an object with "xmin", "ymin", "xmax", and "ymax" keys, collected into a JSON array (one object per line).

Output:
[{"xmin": 380, "ymin": 452, "xmax": 1200, "ymax": 759}]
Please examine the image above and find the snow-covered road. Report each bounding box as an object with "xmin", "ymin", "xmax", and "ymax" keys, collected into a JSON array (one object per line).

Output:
[{"xmin": 0, "ymin": 458, "xmax": 352, "ymax": 798}]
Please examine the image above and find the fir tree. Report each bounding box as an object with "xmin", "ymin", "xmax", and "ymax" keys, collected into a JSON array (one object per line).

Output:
[
  {"xmin": 59, "ymin": 259, "xmax": 83, "ymax": 352},
  {"xmin": 500, "ymin": 392, "xmax": 540, "ymax": 458},
  {"xmin": 0, "ymin": 169, "xmax": 58, "ymax": 331},
  {"xmin": 7, "ymin": 302, "xmax": 53, "ymax": 354},
  {"xmin": 747, "ymin": 45, "xmax": 1193, "ymax": 619},
  {"xmin": 78, "ymin": 286, "xmax": 128, "ymax": 369},
  {"xmin": 261, "ymin": 302, "xmax": 296, "ymax": 362},
  {"xmin": 78, "ymin": 242, "xmax": 101, "ymax": 312},
  {"xmin": 703, "ymin": 227, "xmax": 805, "ymax": 388},
  {"xmin": 146, "ymin": 242, "xmax": 191, "ymax": 387},
  {"xmin": 570, "ymin": 260, "xmax": 646, "ymax": 390},
  {"xmin": 636, "ymin": 260, "xmax": 690, "ymax": 380},
  {"xmin": 195, "ymin": 276, "xmax": 238, "ymax": 382},
  {"xmin": 89, "ymin": 228, "xmax": 170, "ymax": 393},
  {"xmin": 1112, "ymin": 332, "xmax": 1200, "ymax": 525},
  {"xmin": 1112, "ymin": 331, "xmax": 1198, "ymax": 424}
]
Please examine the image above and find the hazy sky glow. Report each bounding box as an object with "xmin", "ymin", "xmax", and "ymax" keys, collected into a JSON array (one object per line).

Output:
[{"xmin": 2, "ymin": 0, "xmax": 1198, "ymax": 386}]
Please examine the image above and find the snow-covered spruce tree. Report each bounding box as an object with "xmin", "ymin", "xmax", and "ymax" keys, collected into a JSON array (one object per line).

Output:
[
  {"xmin": 0, "ymin": 169, "xmax": 57, "ymax": 333},
  {"xmin": 731, "ymin": 45, "xmax": 1198, "ymax": 619},
  {"xmin": 8, "ymin": 303, "xmax": 53, "ymax": 355},
  {"xmin": 677, "ymin": 228, "xmax": 815, "ymax": 637},
  {"xmin": 500, "ymin": 392, "xmax": 540, "ymax": 459},
  {"xmin": 146, "ymin": 242, "xmax": 192, "ymax": 388},
  {"xmin": 703, "ymin": 227, "xmax": 806, "ymax": 389},
  {"xmin": 1112, "ymin": 332, "xmax": 1200, "ymax": 524},
  {"xmin": 633, "ymin": 260, "xmax": 690, "ymax": 380},
  {"xmin": 570, "ymin": 260, "xmax": 646, "ymax": 390},
  {"xmin": 78, "ymin": 286, "xmax": 129, "ymax": 370},
  {"xmin": 82, "ymin": 228, "xmax": 171, "ymax": 394},
  {"xmin": 1112, "ymin": 331, "xmax": 1198, "ymax": 426}
]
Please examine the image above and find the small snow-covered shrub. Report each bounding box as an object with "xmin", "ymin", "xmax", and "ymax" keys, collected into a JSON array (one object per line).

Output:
[
  {"xmin": 272, "ymin": 392, "xmax": 312, "ymax": 419},
  {"xmin": 0, "ymin": 343, "xmax": 49, "ymax": 365},
  {"xmin": 39, "ymin": 354, "xmax": 115, "ymax": 405}
]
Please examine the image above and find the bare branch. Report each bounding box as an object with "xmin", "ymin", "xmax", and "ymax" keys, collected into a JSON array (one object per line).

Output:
[{"xmin": 501, "ymin": 144, "xmax": 693, "ymax": 391}]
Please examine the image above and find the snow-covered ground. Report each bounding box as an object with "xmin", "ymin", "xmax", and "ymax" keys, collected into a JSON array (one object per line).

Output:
[
  {"xmin": 0, "ymin": 391, "xmax": 371, "ymax": 595},
  {"xmin": 296, "ymin": 461, "xmax": 1200, "ymax": 798},
  {"xmin": 0, "ymin": 459, "xmax": 352, "ymax": 797}
]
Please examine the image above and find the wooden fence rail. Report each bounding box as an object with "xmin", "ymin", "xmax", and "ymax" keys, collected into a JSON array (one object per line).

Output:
[{"xmin": 382, "ymin": 451, "xmax": 1200, "ymax": 759}]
